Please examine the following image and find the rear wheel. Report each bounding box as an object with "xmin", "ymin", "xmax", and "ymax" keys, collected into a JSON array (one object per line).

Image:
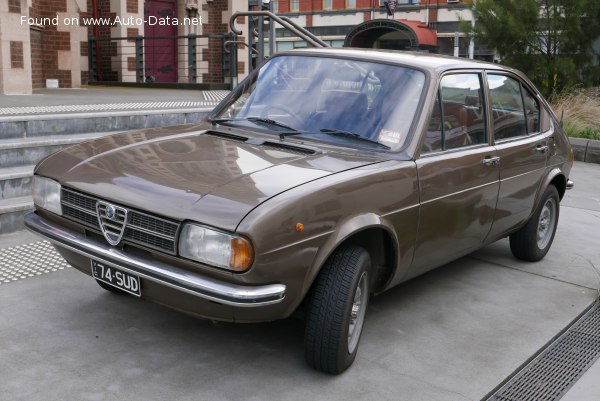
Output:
[
  {"xmin": 304, "ymin": 245, "xmax": 371, "ymax": 374},
  {"xmin": 510, "ymin": 185, "xmax": 560, "ymax": 262}
]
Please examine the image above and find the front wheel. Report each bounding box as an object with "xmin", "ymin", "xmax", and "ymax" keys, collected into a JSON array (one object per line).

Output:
[
  {"xmin": 510, "ymin": 185, "xmax": 560, "ymax": 262},
  {"xmin": 304, "ymin": 245, "xmax": 371, "ymax": 374}
]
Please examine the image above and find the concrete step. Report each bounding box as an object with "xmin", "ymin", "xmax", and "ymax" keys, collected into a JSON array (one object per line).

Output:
[
  {"xmin": 0, "ymin": 132, "xmax": 110, "ymax": 167},
  {"xmin": 0, "ymin": 107, "xmax": 212, "ymax": 235},
  {"xmin": 0, "ymin": 165, "xmax": 35, "ymax": 200},
  {"xmin": 0, "ymin": 196, "xmax": 33, "ymax": 234},
  {"xmin": 0, "ymin": 109, "xmax": 210, "ymax": 139}
]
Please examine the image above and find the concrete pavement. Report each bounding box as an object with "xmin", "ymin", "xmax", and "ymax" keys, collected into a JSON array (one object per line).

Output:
[{"xmin": 0, "ymin": 162, "xmax": 598, "ymax": 401}]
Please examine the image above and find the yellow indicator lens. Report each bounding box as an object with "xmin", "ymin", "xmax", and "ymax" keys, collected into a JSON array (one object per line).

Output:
[{"xmin": 229, "ymin": 237, "xmax": 254, "ymax": 271}]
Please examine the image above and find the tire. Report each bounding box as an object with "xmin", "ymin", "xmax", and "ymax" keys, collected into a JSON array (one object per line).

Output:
[
  {"xmin": 304, "ymin": 245, "xmax": 371, "ymax": 374},
  {"xmin": 510, "ymin": 185, "xmax": 560, "ymax": 262},
  {"xmin": 95, "ymin": 279, "xmax": 126, "ymax": 295}
]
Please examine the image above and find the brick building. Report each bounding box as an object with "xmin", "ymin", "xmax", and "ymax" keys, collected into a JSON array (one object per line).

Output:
[
  {"xmin": 265, "ymin": 0, "xmax": 492, "ymax": 59},
  {"xmin": 0, "ymin": 0, "xmax": 247, "ymax": 94}
]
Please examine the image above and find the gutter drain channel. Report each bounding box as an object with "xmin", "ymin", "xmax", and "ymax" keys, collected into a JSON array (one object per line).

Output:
[{"xmin": 487, "ymin": 301, "xmax": 600, "ymax": 401}]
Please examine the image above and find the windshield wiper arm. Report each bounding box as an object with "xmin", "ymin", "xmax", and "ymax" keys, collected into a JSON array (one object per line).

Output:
[
  {"xmin": 247, "ymin": 117, "xmax": 298, "ymax": 132},
  {"xmin": 318, "ymin": 128, "xmax": 391, "ymax": 150}
]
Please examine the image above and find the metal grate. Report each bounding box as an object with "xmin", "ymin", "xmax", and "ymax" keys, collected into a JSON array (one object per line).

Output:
[
  {"xmin": 61, "ymin": 188, "xmax": 180, "ymax": 255},
  {"xmin": 488, "ymin": 302, "xmax": 600, "ymax": 401},
  {"xmin": 0, "ymin": 241, "xmax": 67, "ymax": 285}
]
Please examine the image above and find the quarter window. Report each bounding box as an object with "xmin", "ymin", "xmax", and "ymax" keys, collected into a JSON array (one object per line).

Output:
[
  {"xmin": 487, "ymin": 74, "xmax": 527, "ymax": 140},
  {"xmin": 522, "ymin": 87, "xmax": 540, "ymax": 134},
  {"xmin": 422, "ymin": 73, "xmax": 487, "ymax": 153}
]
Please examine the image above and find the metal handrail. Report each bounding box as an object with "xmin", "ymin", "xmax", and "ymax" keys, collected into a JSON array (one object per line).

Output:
[
  {"xmin": 224, "ymin": 40, "xmax": 259, "ymax": 55},
  {"xmin": 229, "ymin": 11, "xmax": 329, "ymax": 48}
]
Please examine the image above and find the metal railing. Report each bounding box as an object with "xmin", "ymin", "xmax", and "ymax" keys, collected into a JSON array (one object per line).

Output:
[
  {"xmin": 88, "ymin": 33, "xmax": 236, "ymax": 87},
  {"xmin": 227, "ymin": 11, "xmax": 329, "ymax": 74}
]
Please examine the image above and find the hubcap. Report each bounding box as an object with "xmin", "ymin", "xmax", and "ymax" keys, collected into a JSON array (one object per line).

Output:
[
  {"xmin": 537, "ymin": 198, "xmax": 557, "ymax": 249},
  {"xmin": 348, "ymin": 271, "xmax": 368, "ymax": 354}
]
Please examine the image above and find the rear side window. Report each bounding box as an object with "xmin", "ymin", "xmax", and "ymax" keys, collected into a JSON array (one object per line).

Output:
[
  {"xmin": 422, "ymin": 73, "xmax": 487, "ymax": 153},
  {"xmin": 487, "ymin": 74, "xmax": 527, "ymax": 140},
  {"xmin": 522, "ymin": 87, "xmax": 540, "ymax": 134}
]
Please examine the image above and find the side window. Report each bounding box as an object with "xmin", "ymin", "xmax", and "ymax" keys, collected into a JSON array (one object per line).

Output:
[
  {"xmin": 422, "ymin": 73, "xmax": 486, "ymax": 153},
  {"xmin": 422, "ymin": 92, "xmax": 443, "ymax": 153},
  {"xmin": 522, "ymin": 87, "xmax": 540, "ymax": 134},
  {"xmin": 487, "ymin": 74, "xmax": 527, "ymax": 140}
]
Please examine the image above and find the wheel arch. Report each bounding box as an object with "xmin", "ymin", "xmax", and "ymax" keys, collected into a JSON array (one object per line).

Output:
[
  {"xmin": 537, "ymin": 168, "xmax": 567, "ymax": 205},
  {"xmin": 303, "ymin": 213, "xmax": 399, "ymax": 297}
]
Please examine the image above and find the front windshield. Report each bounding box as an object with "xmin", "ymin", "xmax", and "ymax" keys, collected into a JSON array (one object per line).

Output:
[{"xmin": 213, "ymin": 55, "xmax": 426, "ymax": 152}]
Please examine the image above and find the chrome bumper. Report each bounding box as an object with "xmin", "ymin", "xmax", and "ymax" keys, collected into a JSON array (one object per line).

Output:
[
  {"xmin": 24, "ymin": 212, "xmax": 286, "ymax": 307},
  {"xmin": 566, "ymin": 179, "xmax": 574, "ymax": 190}
]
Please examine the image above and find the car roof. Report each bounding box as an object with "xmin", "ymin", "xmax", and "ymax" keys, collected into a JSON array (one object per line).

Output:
[{"xmin": 286, "ymin": 47, "xmax": 513, "ymax": 74}]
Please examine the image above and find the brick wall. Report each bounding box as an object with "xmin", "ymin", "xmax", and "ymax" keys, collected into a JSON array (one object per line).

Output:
[
  {"xmin": 30, "ymin": 29, "xmax": 44, "ymax": 89},
  {"xmin": 83, "ymin": 0, "xmax": 118, "ymax": 82},
  {"xmin": 10, "ymin": 41, "xmax": 24, "ymax": 69},
  {"xmin": 202, "ymin": 0, "xmax": 229, "ymax": 83},
  {"xmin": 127, "ymin": 0, "xmax": 138, "ymax": 13},
  {"xmin": 29, "ymin": 0, "xmax": 72, "ymax": 87}
]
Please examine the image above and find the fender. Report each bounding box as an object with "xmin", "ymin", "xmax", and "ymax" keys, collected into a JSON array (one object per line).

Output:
[
  {"xmin": 301, "ymin": 212, "xmax": 401, "ymax": 296},
  {"xmin": 532, "ymin": 167, "xmax": 566, "ymax": 212}
]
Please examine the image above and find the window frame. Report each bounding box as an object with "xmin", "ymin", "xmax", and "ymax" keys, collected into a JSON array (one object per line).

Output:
[
  {"xmin": 486, "ymin": 72, "xmax": 532, "ymax": 143},
  {"xmin": 420, "ymin": 70, "xmax": 489, "ymax": 156}
]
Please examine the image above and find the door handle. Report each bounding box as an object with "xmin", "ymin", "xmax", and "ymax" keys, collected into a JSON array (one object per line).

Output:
[
  {"xmin": 536, "ymin": 145, "xmax": 549, "ymax": 154},
  {"xmin": 482, "ymin": 156, "xmax": 500, "ymax": 167}
]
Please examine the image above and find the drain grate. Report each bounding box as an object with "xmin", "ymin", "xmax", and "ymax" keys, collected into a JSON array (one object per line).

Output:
[
  {"xmin": 488, "ymin": 302, "xmax": 600, "ymax": 401},
  {"xmin": 0, "ymin": 241, "xmax": 67, "ymax": 285}
]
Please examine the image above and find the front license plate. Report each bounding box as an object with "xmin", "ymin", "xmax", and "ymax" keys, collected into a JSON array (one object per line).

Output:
[{"xmin": 91, "ymin": 260, "xmax": 141, "ymax": 297}]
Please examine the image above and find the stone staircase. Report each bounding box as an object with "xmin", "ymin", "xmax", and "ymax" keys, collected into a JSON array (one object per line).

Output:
[{"xmin": 0, "ymin": 109, "xmax": 211, "ymax": 234}]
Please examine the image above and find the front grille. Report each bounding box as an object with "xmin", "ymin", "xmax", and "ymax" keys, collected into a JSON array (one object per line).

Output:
[{"xmin": 61, "ymin": 188, "xmax": 180, "ymax": 254}]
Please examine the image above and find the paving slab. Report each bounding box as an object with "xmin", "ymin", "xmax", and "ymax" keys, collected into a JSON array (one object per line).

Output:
[{"xmin": 0, "ymin": 163, "xmax": 598, "ymax": 401}]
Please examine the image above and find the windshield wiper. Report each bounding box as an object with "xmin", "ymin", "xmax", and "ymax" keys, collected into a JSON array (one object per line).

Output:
[
  {"xmin": 318, "ymin": 128, "xmax": 391, "ymax": 150},
  {"xmin": 246, "ymin": 117, "xmax": 298, "ymax": 132}
]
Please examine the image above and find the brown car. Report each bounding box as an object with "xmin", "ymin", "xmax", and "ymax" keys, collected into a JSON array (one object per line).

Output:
[{"xmin": 25, "ymin": 48, "xmax": 574, "ymax": 374}]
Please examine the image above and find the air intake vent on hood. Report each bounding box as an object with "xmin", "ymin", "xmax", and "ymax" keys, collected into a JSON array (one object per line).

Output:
[
  {"xmin": 262, "ymin": 142, "xmax": 317, "ymax": 156},
  {"xmin": 204, "ymin": 131, "xmax": 248, "ymax": 142}
]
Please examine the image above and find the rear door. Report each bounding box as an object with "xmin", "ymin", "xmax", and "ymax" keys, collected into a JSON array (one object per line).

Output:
[
  {"xmin": 485, "ymin": 73, "xmax": 549, "ymax": 239},
  {"xmin": 410, "ymin": 72, "xmax": 500, "ymax": 277}
]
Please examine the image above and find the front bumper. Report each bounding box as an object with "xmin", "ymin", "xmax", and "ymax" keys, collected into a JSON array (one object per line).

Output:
[{"xmin": 24, "ymin": 212, "xmax": 286, "ymax": 308}]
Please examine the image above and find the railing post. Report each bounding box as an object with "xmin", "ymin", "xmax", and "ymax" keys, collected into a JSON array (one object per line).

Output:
[
  {"xmin": 188, "ymin": 34, "xmax": 197, "ymax": 83},
  {"xmin": 88, "ymin": 37, "xmax": 97, "ymax": 81},
  {"xmin": 135, "ymin": 36, "xmax": 144, "ymax": 83},
  {"xmin": 248, "ymin": 17, "xmax": 256, "ymax": 72},
  {"xmin": 224, "ymin": 33, "xmax": 238, "ymax": 88},
  {"xmin": 257, "ymin": 16, "xmax": 265, "ymax": 63}
]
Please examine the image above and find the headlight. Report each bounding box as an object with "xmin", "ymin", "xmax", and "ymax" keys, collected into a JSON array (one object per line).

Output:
[
  {"xmin": 179, "ymin": 224, "xmax": 254, "ymax": 271},
  {"xmin": 32, "ymin": 176, "xmax": 62, "ymax": 215}
]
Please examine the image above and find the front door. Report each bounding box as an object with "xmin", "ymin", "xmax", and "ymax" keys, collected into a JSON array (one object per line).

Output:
[
  {"xmin": 144, "ymin": 0, "xmax": 178, "ymax": 83},
  {"xmin": 409, "ymin": 72, "xmax": 500, "ymax": 278}
]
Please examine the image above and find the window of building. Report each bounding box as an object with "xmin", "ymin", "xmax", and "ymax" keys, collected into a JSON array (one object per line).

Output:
[
  {"xmin": 346, "ymin": 0, "xmax": 356, "ymax": 9},
  {"xmin": 272, "ymin": 0, "xmax": 278, "ymax": 13},
  {"xmin": 290, "ymin": 0, "xmax": 299, "ymax": 12},
  {"xmin": 323, "ymin": 0, "xmax": 333, "ymax": 9},
  {"xmin": 487, "ymin": 74, "xmax": 527, "ymax": 141}
]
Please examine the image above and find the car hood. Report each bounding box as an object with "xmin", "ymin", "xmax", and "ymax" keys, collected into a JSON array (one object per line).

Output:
[{"xmin": 38, "ymin": 127, "xmax": 384, "ymax": 231}]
